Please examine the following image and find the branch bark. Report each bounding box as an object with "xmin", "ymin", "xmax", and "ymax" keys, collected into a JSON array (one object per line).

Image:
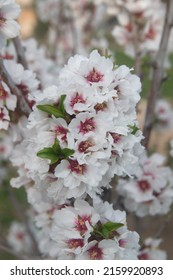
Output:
[
  {"xmin": 0, "ymin": 59, "xmax": 31, "ymax": 117},
  {"xmin": 142, "ymin": 0, "xmax": 173, "ymax": 148},
  {"xmin": 13, "ymin": 37, "xmax": 28, "ymax": 70}
]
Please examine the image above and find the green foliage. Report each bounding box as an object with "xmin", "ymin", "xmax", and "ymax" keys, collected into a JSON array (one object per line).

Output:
[
  {"xmin": 37, "ymin": 104, "xmax": 64, "ymax": 118},
  {"xmin": 93, "ymin": 221, "xmax": 124, "ymax": 239},
  {"xmin": 37, "ymin": 139, "xmax": 74, "ymax": 164}
]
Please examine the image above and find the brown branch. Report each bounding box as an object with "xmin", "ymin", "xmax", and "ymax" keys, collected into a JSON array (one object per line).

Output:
[
  {"xmin": 0, "ymin": 59, "xmax": 31, "ymax": 117},
  {"xmin": 142, "ymin": 0, "xmax": 173, "ymax": 148},
  {"xmin": 154, "ymin": 211, "xmax": 173, "ymax": 239},
  {"xmin": 13, "ymin": 37, "xmax": 28, "ymax": 70}
]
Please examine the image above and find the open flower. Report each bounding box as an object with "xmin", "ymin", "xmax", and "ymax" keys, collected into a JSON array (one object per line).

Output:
[{"xmin": 0, "ymin": 0, "xmax": 21, "ymax": 49}]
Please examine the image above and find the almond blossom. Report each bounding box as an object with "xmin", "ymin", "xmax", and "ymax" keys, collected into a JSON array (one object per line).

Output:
[
  {"xmin": 117, "ymin": 153, "xmax": 173, "ymax": 217},
  {"xmin": 0, "ymin": 0, "xmax": 21, "ymax": 50}
]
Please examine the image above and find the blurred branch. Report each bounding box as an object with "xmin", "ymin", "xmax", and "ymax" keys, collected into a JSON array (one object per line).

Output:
[
  {"xmin": 8, "ymin": 188, "xmax": 41, "ymax": 258},
  {"xmin": 13, "ymin": 37, "xmax": 28, "ymax": 70},
  {"xmin": 0, "ymin": 243, "xmax": 27, "ymax": 260},
  {"xmin": 154, "ymin": 211, "xmax": 173, "ymax": 239},
  {"xmin": 0, "ymin": 59, "xmax": 31, "ymax": 117},
  {"xmin": 142, "ymin": 0, "xmax": 173, "ymax": 148}
]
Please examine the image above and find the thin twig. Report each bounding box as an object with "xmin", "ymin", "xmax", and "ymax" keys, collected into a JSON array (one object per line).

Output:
[
  {"xmin": 142, "ymin": 0, "xmax": 173, "ymax": 148},
  {"xmin": 0, "ymin": 59, "xmax": 31, "ymax": 117},
  {"xmin": 0, "ymin": 243, "xmax": 28, "ymax": 260},
  {"xmin": 13, "ymin": 37, "xmax": 28, "ymax": 69},
  {"xmin": 154, "ymin": 211, "xmax": 173, "ymax": 239}
]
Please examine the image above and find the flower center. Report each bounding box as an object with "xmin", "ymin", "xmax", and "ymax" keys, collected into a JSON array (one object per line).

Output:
[
  {"xmin": 67, "ymin": 238, "xmax": 84, "ymax": 249},
  {"xmin": 0, "ymin": 109, "xmax": 5, "ymax": 120},
  {"xmin": 86, "ymin": 68, "xmax": 104, "ymax": 83},
  {"xmin": 78, "ymin": 140, "xmax": 93, "ymax": 153},
  {"xmin": 70, "ymin": 93, "xmax": 85, "ymax": 109},
  {"xmin": 119, "ymin": 239, "xmax": 127, "ymax": 248},
  {"xmin": 17, "ymin": 83, "xmax": 29, "ymax": 95},
  {"xmin": 0, "ymin": 86, "xmax": 8, "ymax": 100},
  {"xmin": 79, "ymin": 118, "xmax": 96, "ymax": 134},
  {"xmin": 110, "ymin": 133, "xmax": 122, "ymax": 143},
  {"xmin": 69, "ymin": 159, "xmax": 87, "ymax": 175},
  {"xmin": 138, "ymin": 180, "xmax": 151, "ymax": 192},
  {"xmin": 75, "ymin": 215, "xmax": 91, "ymax": 235},
  {"xmin": 16, "ymin": 232, "xmax": 25, "ymax": 241},
  {"xmin": 88, "ymin": 244, "xmax": 103, "ymax": 260},
  {"xmin": 54, "ymin": 126, "xmax": 68, "ymax": 142},
  {"xmin": 138, "ymin": 252, "xmax": 149, "ymax": 260},
  {"xmin": 146, "ymin": 26, "xmax": 156, "ymax": 40},
  {"xmin": 94, "ymin": 102, "xmax": 107, "ymax": 112}
]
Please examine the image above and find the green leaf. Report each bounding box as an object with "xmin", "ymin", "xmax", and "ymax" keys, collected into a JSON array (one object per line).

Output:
[
  {"xmin": 102, "ymin": 222, "xmax": 124, "ymax": 232},
  {"xmin": 52, "ymin": 139, "xmax": 61, "ymax": 152},
  {"xmin": 128, "ymin": 124, "xmax": 139, "ymax": 135},
  {"xmin": 59, "ymin": 95, "xmax": 66, "ymax": 115},
  {"xmin": 37, "ymin": 104, "xmax": 64, "ymax": 118},
  {"xmin": 93, "ymin": 222, "xmax": 124, "ymax": 239},
  {"xmin": 37, "ymin": 147, "xmax": 59, "ymax": 164},
  {"xmin": 61, "ymin": 148, "xmax": 75, "ymax": 158}
]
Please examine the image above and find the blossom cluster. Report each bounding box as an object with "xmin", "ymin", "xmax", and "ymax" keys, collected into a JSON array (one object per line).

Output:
[
  {"xmin": 8, "ymin": 49, "xmax": 144, "ymax": 259},
  {"xmin": 138, "ymin": 238, "xmax": 167, "ymax": 260},
  {"xmin": 11, "ymin": 50, "xmax": 143, "ymax": 201},
  {"xmin": 117, "ymin": 153, "xmax": 173, "ymax": 217},
  {"xmin": 95, "ymin": 0, "xmax": 173, "ymax": 60}
]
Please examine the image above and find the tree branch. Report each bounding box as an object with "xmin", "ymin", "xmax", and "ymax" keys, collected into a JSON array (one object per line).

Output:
[
  {"xmin": 142, "ymin": 0, "xmax": 173, "ymax": 148},
  {"xmin": 13, "ymin": 37, "xmax": 28, "ymax": 70},
  {"xmin": 0, "ymin": 59, "xmax": 31, "ymax": 117}
]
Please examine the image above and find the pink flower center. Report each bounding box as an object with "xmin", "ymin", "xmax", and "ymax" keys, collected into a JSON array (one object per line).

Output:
[
  {"xmin": 0, "ymin": 146, "xmax": 5, "ymax": 153},
  {"xmin": 146, "ymin": 26, "xmax": 156, "ymax": 40},
  {"xmin": 78, "ymin": 140, "xmax": 93, "ymax": 153},
  {"xmin": 138, "ymin": 252, "xmax": 149, "ymax": 260},
  {"xmin": 67, "ymin": 239, "xmax": 84, "ymax": 249},
  {"xmin": 125, "ymin": 23, "xmax": 133, "ymax": 33},
  {"xmin": 54, "ymin": 126, "xmax": 68, "ymax": 142},
  {"xmin": 75, "ymin": 215, "xmax": 91, "ymax": 235},
  {"xmin": 119, "ymin": 239, "xmax": 127, "ymax": 248},
  {"xmin": 69, "ymin": 159, "xmax": 87, "ymax": 175},
  {"xmin": 0, "ymin": 109, "xmax": 5, "ymax": 120},
  {"xmin": 17, "ymin": 83, "xmax": 29, "ymax": 95},
  {"xmin": 110, "ymin": 133, "xmax": 122, "ymax": 143},
  {"xmin": 0, "ymin": 86, "xmax": 8, "ymax": 100},
  {"xmin": 88, "ymin": 244, "xmax": 103, "ymax": 260},
  {"xmin": 16, "ymin": 232, "xmax": 25, "ymax": 241},
  {"xmin": 70, "ymin": 93, "xmax": 85, "ymax": 109},
  {"xmin": 158, "ymin": 108, "xmax": 165, "ymax": 114},
  {"xmin": 94, "ymin": 102, "xmax": 107, "ymax": 112},
  {"xmin": 79, "ymin": 118, "xmax": 96, "ymax": 134},
  {"xmin": 138, "ymin": 180, "xmax": 151, "ymax": 192},
  {"xmin": 86, "ymin": 68, "xmax": 104, "ymax": 83}
]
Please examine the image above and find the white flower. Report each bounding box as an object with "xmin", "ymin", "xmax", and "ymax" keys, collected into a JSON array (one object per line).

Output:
[
  {"xmin": 0, "ymin": 81, "xmax": 17, "ymax": 111},
  {"xmin": 117, "ymin": 152, "xmax": 173, "ymax": 217},
  {"xmin": 59, "ymin": 50, "xmax": 114, "ymax": 88},
  {"xmin": 138, "ymin": 238, "xmax": 167, "ymax": 260},
  {"xmin": 0, "ymin": 0, "xmax": 21, "ymax": 49},
  {"xmin": 50, "ymin": 200, "xmax": 140, "ymax": 259},
  {"xmin": 7, "ymin": 222, "xmax": 33, "ymax": 254},
  {"xmin": 154, "ymin": 99, "xmax": 173, "ymax": 131}
]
